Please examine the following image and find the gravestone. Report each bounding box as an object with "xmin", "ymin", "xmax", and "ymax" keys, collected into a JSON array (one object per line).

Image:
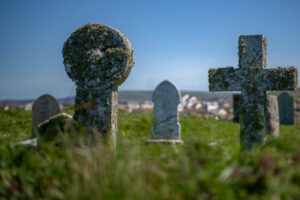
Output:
[
  {"xmin": 233, "ymin": 94, "xmax": 240, "ymax": 123},
  {"xmin": 147, "ymin": 80, "xmax": 183, "ymax": 144},
  {"xmin": 266, "ymin": 95, "xmax": 279, "ymax": 137},
  {"xmin": 31, "ymin": 94, "xmax": 60, "ymax": 138},
  {"xmin": 233, "ymin": 94, "xmax": 279, "ymax": 137},
  {"xmin": 278, "ymin": 92, "xmax": 294, "ymax": 124},
  {"xmin": 209, "ymin": 35, "xmax": 298, "ymax": 150},
  {"xmin": 62, "ymin": 24, "xmax": 134, "ymax": 145}
]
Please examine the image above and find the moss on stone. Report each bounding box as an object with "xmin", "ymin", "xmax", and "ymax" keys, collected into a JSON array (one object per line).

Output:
[
  {"xmin": 62, "ymin": 24, "xmax": 134, "ymax": 90},
  {"xmin": 238, "ymin": 38, "xmax": 246, "ymax": 67},
  {"xmin": 209, "ymin": 35, "xmax": 298, "ymax": 150}
]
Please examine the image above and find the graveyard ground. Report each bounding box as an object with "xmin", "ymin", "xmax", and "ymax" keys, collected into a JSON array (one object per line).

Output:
[{"xmin": 0, "ymin": 108, "xmax": 300, "ymax": 199}]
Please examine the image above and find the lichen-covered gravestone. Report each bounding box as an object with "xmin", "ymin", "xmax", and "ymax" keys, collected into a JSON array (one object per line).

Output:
[
  {"xmin": 233, "ymin": 94, "xmax": 279, "ymax": 137},
  {"xmin": 31, "ymin": 94, "xmax": 60, "ymax": 138},
  {"xmin": 278, "ymin": 92, "xmax": 294, "ymax": 125},
  {"xmin": 62, "ymin": 24, "xmax": 134, "ymax": 145},
  {"xmin": 209, "ymin": 35, "xmax": 298, "ymax": 150},
  {"xmin": 147, "ymin": 80, "xmax": 183, "ymax": 144},
  {"xmin": 266, "ymin": 95, "xmax": 279, "ymax": 138}
]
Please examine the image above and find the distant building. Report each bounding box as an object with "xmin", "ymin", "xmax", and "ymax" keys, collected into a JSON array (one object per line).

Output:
[
  {"xmin": 180, "ymin": 94, "xmax": 201, "ymax": 110},
  {"xmin": 117, "ymin": 93, "xmax": 235, "ymax": 121},
  {"xmin": 217, "ymin": 109, "xmax": 227, "ymax": 117},
  {"xmin": 203, "ymin": 101, "xmax": 219, "ymax": 113},
  {"xmin": 194, "ymin": 102, "xmax": 202, "ymax": 110},
  {"xmin": 0, "ymin": 103, "xmax": 14, "ymax": 110},
  {"xmin": 18, "ymin": 102, "xmax": 33, "ymax": 110},
  {"xmin": 140, "ymin": 101, "xmax": 154, "ymax": 109},
  {"xmin": 127, "ymin": 102, "xmax": 140, "ymax": 110}
]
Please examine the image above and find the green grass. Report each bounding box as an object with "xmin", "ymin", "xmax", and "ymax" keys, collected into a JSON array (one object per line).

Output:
[{"xmin": 0, "ymin": 109, "xmax": 300, "ymax": 199}]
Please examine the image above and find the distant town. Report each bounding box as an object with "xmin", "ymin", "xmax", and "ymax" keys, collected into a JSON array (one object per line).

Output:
[{"xmin": 1, "ymin": 90, "xmax": 300, "ymax": 121}]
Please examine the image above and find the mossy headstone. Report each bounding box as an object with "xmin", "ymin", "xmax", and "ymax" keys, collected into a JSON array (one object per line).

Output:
[
  {"xmin": 62, "ymin": 24, "xmax": 134, "ymax": 146},
  {"xmin": 266, "ymin": 95, "xmax": 279, "ymax": 138},
  {"xmin": 31, "ymin": 94, "xmax": 60, "ymax": 138},
  {"xmin": 209, "ymin": 35, "xmax": 298, "ymax": 150},
  {"xmin": 278, "ymin": 92, "xmax": 294, "ymax": 125},
  {"xmin": 147, "ymin": 80, "xmax": 183, "ymax": 144}
]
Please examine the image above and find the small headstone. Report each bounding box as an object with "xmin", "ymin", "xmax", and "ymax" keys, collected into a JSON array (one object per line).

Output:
[
  {"xmin": 31, "ymin": 94, "xmax": 60, "ymax": 138},
  {"xmin": 266, "ymin": 95, "xmax": 279, "ymax": 137},
  {"xmin": 233, "ymin": 94, "xmax": 279, "ymax": 137},
  {"xmin": 209, "ymin": 35, "xmax": 298, "ymax": 150},
  {"xmin": 147, "ymin": 80, "xmax": 183, "ymax": 144},
  {"xmin": 63, "ymin": 24, "xmax": 134, "ymax": 145},
  {"xmin": 278, "ymin": 92, "xmax": 294, "ymax": 125}
]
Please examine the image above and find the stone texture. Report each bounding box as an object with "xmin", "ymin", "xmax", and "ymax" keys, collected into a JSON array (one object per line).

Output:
[
  {"xmin": 233, "ymin": 94, "xmax": 240, "ymax": 123},
  {"xmin": 31, "ymin": 94, "xmax": 60, "ymax": 138},
  {"xmin": 278, "ymin": 92, "xmax": 294, "ymax": 125},
  {"xmin": 147, "ymin": 80, "xmax": 183, "ymax": 144},
  {"xmin": 233, "ymin": 94, "xmax": 279, "ymax": 137},
  {"xmin": 209, "ymin": 35, "xmax": 298, "ymax": 150},
  {"xmin": 63, "ymin": 24, "xmax": 134, "ymax": 145},
  {"xmin": 266, "ymin": 95, "xmax": 279, "ymax": 137}
]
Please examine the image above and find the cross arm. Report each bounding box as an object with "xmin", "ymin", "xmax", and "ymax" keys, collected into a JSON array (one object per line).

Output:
[
  {"xmin": 263, "ymin": 66, "xmax": 298, "ymax": 91},
  {"xmin": 209, "ymin": 67, "xmax": 241, "ymax": 91}
]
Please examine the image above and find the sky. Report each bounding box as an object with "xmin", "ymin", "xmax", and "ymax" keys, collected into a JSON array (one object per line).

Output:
[{"xmin": 0, "ymin": 0, "xmax": 300, "ymax": 100}]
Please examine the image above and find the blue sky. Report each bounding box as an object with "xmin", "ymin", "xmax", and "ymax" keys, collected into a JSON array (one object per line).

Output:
[{"xmin": 0, "ymin": 0, "xmax": 300, "ymax": 99}]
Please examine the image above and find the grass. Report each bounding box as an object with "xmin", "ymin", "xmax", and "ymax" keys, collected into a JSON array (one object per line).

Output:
[{"xmin": 0, "ymin": 108, "xmax": 300, "ymax": 199}]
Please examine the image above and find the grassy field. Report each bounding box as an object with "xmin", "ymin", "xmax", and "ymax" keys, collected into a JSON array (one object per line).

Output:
[{"xmin": 0, "ymin": 108, "xmax": 300, "ymax": 199}]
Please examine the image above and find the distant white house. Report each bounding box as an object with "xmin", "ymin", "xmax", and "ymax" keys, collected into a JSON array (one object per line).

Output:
[
  {"xmin": 118, "ymin": 103, "xmax": 127, "ymax": 110},
  {"xmin": 181, "ymin": 94, "xmax": 190, "ymax": 103},
  {"xmin": 194, "ymin": 102, "xmax": 202, "ymax": 110},
  {"xmin": 18, "ymin": 102, "xmax": 33, "ymax": 111},
  {"xmin": 118, "ymin": 101, "xmax": 141, "ymax": 112},
  {"xmin": 217, "ymin": 108, "xmax": 227, "ymax": 117},
  {"xmin": 127, "ymin": 102, "xmax": 140, "ymax": 110},
  {"xmin": 180, "ymin": 94, "xmax": 200, "ymax": 110},
  {"xmin": 140, "ymin": 101, "xmax": 154, "ymax": 109},
  {"xmin": 185, "ymin": 96, "xmax": 198, "ymax": 109},
  {"xmin": 203, "ymin": 101, "xmax": 219, "ymax": 113}
]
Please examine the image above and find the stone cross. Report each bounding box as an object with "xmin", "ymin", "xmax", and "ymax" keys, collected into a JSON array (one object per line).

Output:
[
  {"xmin": 62, "ymin": 24, "xmax": 134, "ymax": 145},
  {"xmin": 147, "ymin": 80, "xmax": 183, "ymax": 144},
  {"xmin": 233, "ymin": 94, "xmax": 279, "ymax": 137},
  {"xmin": 209, "ymin": 35, "xmax": 298, "ymax": 150},
  {"xmin": 278, "ymin": 92, "xmax": 294, "ymax": 124},
  {"xmin": 31, "ymin": 94, "xmax": 60, "ymax": 138}
]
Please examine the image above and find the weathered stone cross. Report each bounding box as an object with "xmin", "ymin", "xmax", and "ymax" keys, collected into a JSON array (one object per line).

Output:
[
  {"xmin": 62, "ymin": 24, "xmax": 134, "ymax": 145},
  {"xmin": 209, "ymin": 35, "xmax": 298, "ymax": 150}
]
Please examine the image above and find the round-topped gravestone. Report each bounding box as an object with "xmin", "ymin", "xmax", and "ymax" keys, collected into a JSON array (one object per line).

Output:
[
  {"xmin": 278, "ymin": 92, "xmax": 294, "ymax": 125},
  {"xmin": 147, "ymin": 80, "xmax": 183, "ymax": 144},
  {"xmin": 62, "ymin": 24, "xmax": 134, "ymax": 144},
  {"xmin": 266, "ymin": 95, "xmax": 279, "ymax": 138},
  {"xmin": 31, "ymin": 94, "xmax": 60, "ymax": 138}
]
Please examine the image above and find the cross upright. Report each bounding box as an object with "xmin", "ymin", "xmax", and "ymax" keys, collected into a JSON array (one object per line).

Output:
[{"xmin": 209, "ymin": 35, "xmax": 298, "ymax": 150}]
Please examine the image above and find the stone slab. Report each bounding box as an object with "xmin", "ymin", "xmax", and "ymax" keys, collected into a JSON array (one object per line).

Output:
[{"xmin": 150, "ymin": 80, "xmax": 182, "ymax": 143}]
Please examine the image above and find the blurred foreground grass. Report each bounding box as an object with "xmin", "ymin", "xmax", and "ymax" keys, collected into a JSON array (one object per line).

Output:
[{"xmin": 0, "ymin": 108, "xmax": 300, "ymax": 199}]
